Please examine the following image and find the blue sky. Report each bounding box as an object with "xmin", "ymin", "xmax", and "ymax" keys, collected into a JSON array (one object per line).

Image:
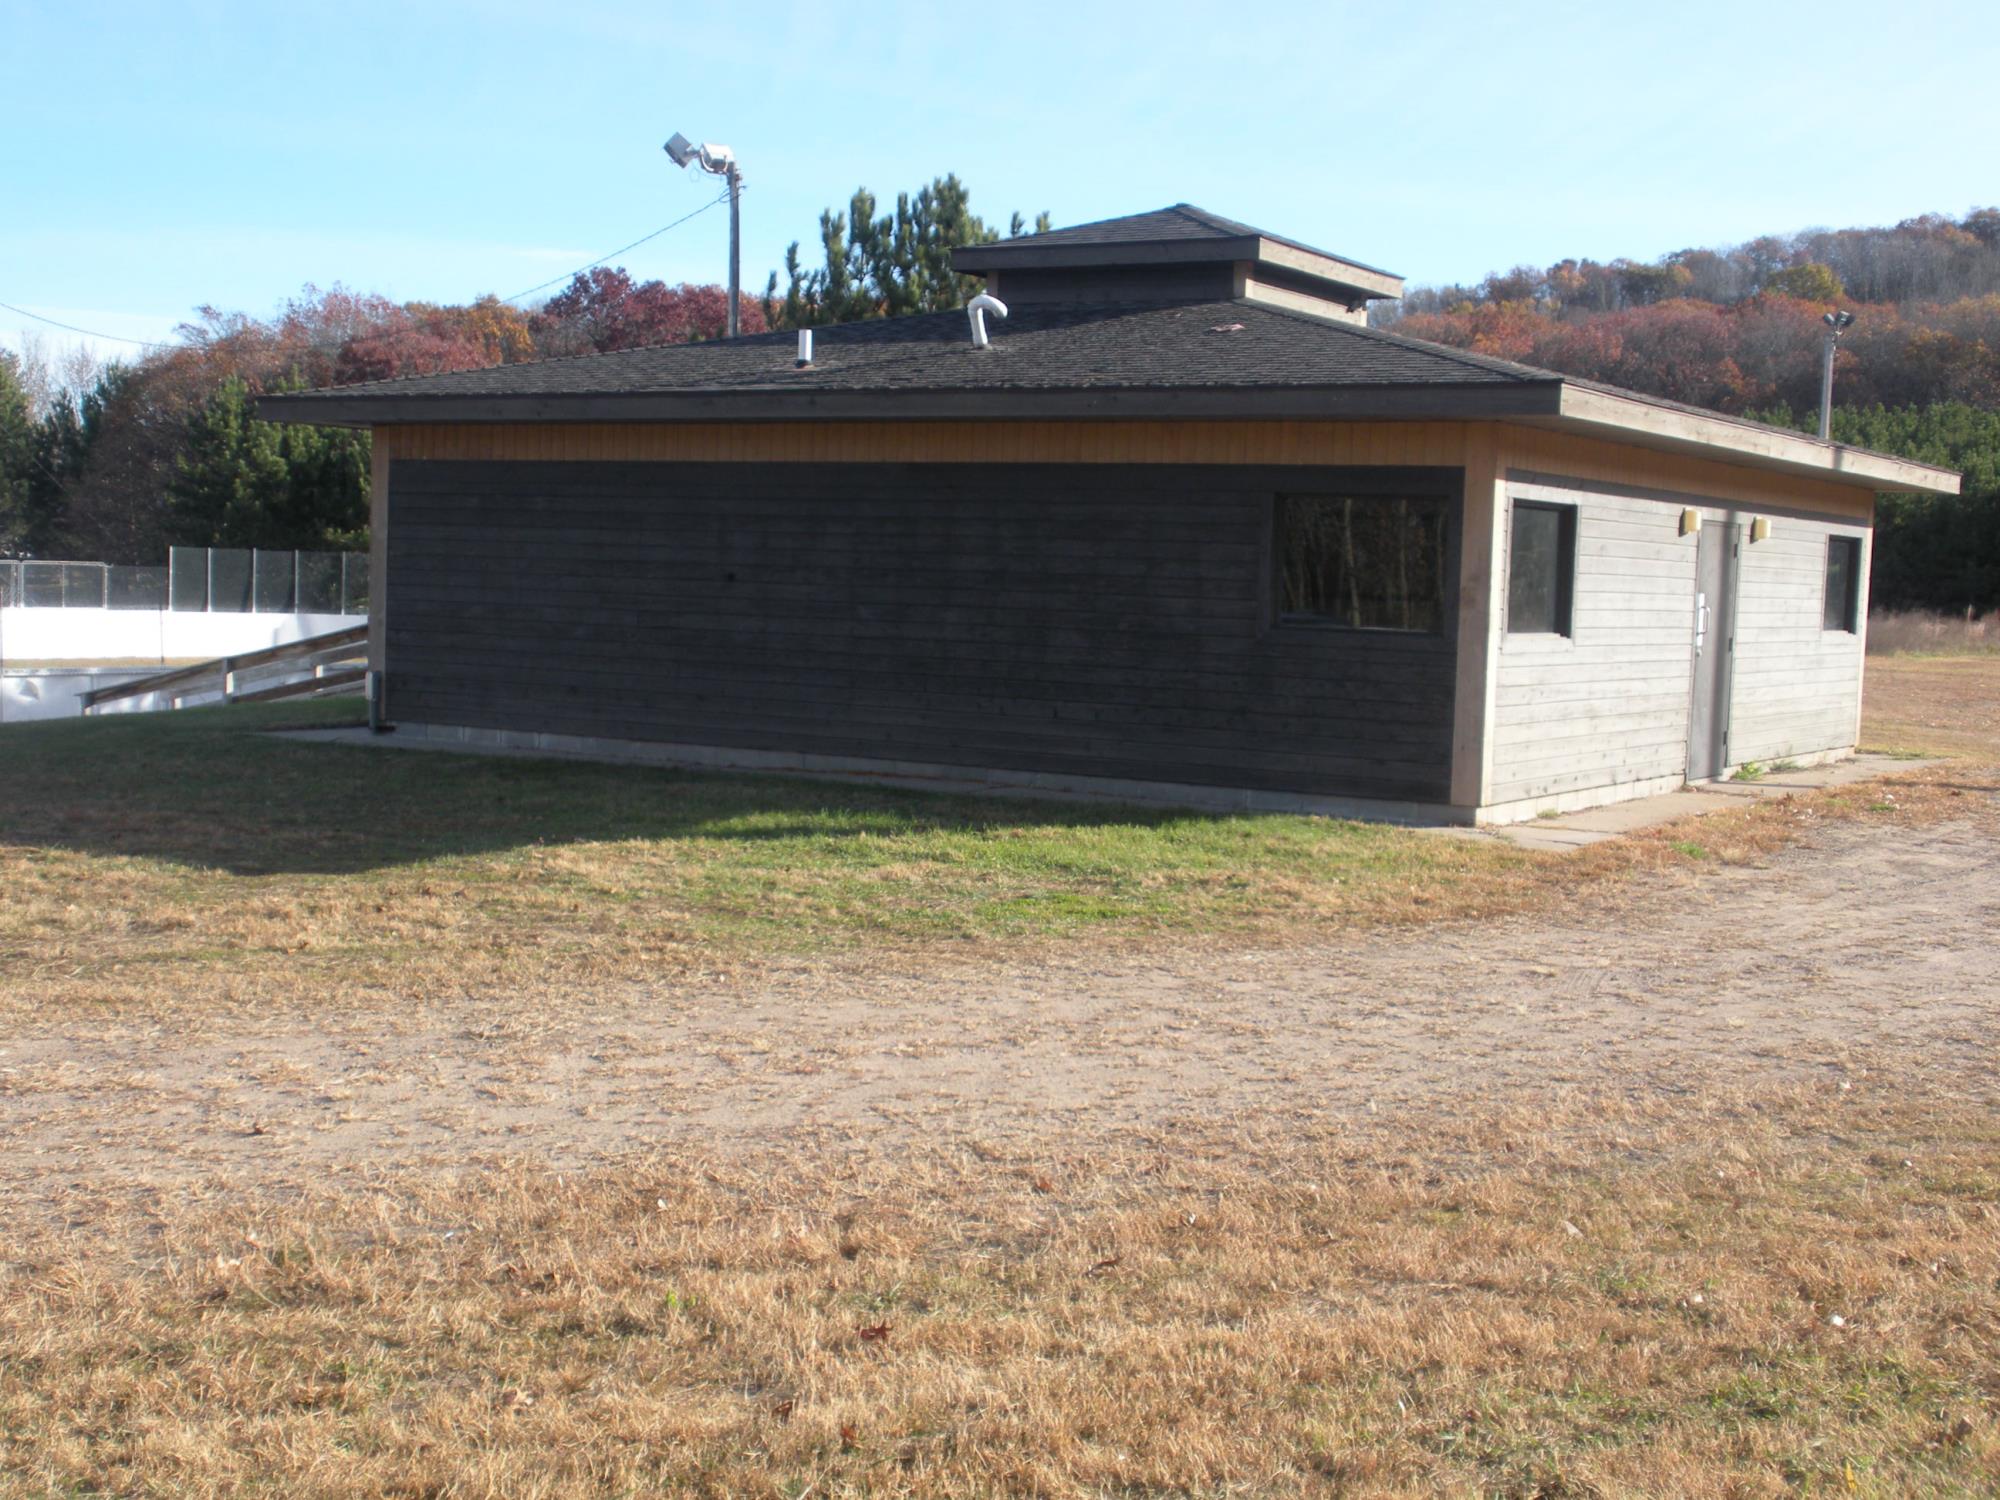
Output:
[{"xmin": 4, "ymin": 0, "xmax": 1996, "ymax": 364}]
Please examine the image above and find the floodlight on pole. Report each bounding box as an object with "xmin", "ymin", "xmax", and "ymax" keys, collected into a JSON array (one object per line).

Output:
[
  {"xmin": 664, "ymin": 131, "xmax": 743, "ymax": 337},
  {"xmin": 1818, "ymin": 309, "xmax": 1855, "ymax": 441}
]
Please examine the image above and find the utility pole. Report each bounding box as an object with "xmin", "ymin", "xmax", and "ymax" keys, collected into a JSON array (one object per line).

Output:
[
  {"xmin": 725, "ymin": 158, "xmax": 742, "ymax": 339},
  {"xmin": 1819, "ymin": 310, "xmax": 1855, "ymax": 441},
  {"xmin": 664, "ymin": 131, "xmax": 743, "ymax": 338}
]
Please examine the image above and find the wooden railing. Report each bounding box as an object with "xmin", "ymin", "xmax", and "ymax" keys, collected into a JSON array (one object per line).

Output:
[{"xmin": 78, "ymin": 624, "xmax": 369, "ymax": 714}]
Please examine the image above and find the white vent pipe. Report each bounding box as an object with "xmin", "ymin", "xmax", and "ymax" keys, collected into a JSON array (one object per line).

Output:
[
  {"xmin": 967, "ymin": 293, "xmax": 1008, "ymax": 348},
  {"xmin": 796, "ymin": 329, "xmax": 812, "ymax": 366}
]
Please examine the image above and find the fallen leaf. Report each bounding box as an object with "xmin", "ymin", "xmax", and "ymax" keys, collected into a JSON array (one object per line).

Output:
[
  {"xmin": 857, "ymin": 1322, "xmax": 891, "ymax": 1342},
  {"xmin": 1031, "ymin": 1176, "xmax": 1054, "ymax": 1194},
  {"xmin": 840, "ymin": 1422, "xmax": 859, "ymax": 1449},
  {"xmin": 771, "ymin": 1398, "xmax": 795, "ymax": 1421},
  {"xmin": 1086, "ymin": 1255, "xmax": 1122, "ymax": 1277}
]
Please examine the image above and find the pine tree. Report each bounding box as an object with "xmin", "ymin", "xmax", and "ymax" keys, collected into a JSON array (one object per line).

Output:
[
  {"xmin": 166, "ymin": 376, "xmax": 289, "ymax": 547},
  {"xmin": 0, "ymin": 352, "xmax": 39, "ymax": 554},
  {"xmin": 166, "ymin": 374, "xmax": 372, "ymax": 552},
  {"xmin": 765, "ymin": 176, "xmax": 1049, "ymax": 330}
]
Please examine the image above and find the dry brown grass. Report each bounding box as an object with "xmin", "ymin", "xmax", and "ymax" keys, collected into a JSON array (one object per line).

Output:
[
  {"xmin": 3, "ymin": 1079, "xmax": 1996, "ymax": 1497},
  {"xmin": 1862, "ymin": 652, "xmax": 2000, "ymax": 760},
  {"xmin": 1866, "ymin": 610, "xmax": 1998, "ymax": 657},
  {"xmin": 4, "ymin": 661, "xmax": 1998, "ymax": 1495}
]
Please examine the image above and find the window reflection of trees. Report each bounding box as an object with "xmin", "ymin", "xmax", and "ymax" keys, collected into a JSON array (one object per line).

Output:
[{"xmin": 1280, "ymin": 495, "xmax": 1447, "ymax": 633}]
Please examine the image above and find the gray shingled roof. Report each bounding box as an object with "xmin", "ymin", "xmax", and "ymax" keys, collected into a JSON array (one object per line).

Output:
[
  {"xmin": 256, "ymin": 277, "xmax": 1959, "ymax": 493},
  {"xmin": 268, "ymin": 297, "xmax": 1548, "ymax": 404},
  {"xmin": 958, "ymin": 203, "xmax": 1399, "ymax": 279}
]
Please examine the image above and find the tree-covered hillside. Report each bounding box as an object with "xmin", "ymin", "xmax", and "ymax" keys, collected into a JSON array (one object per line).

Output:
[
  {"xmin": 1381, "ymin": 208, "xmax": 2000, "ymax": 613},
  {"xmin": 3, "ymin": 195, "xmax": 1995, "ymax": 614}
]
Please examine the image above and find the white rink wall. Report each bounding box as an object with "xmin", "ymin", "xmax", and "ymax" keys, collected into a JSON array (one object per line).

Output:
[
  {"xmin": 0, "ymin": 608, "xmax": 367, "ymax": 725},
  {"xmin": 0, "ymin": 607, "xmax": 364, "ymax": 665},
  {"xmin": 1, "ymin": 668, "xmax": 177, "ymax": 724}
]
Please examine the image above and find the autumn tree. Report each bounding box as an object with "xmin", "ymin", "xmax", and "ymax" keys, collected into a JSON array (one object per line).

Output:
[{"xmin": 531, "ymin": 270, "xmax": 764, "ymax": 355}]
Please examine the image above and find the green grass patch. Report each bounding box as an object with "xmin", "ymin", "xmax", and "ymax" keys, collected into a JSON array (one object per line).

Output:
[{"xmin": 0, "ymin": 702, "xmax": 1548, "ymax": 998}]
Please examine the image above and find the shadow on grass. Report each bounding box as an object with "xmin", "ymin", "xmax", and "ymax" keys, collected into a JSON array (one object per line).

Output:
[{"xmin": 0, "ymin": 698, "xmax": 1348, "ymax": 877}]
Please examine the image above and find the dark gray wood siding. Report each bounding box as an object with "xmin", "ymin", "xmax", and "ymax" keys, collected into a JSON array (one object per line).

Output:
[{"xmin": 385, "ymin": 460, "xmax": 1461, "ymax": 801}]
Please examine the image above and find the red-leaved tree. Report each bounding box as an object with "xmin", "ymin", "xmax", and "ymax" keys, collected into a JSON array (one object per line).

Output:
[{"xmin": 530, "ymin": 269, "xmax": 768, "ymax": 355}]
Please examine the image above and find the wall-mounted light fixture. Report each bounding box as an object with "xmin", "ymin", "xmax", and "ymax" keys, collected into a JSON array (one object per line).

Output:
[
  {"xmin": 1750, "ymin": 516, "xmax": 1772, "ymax": 543},
  {"xmin": 1680, "ymin": 508, "xmax": 1702, "ymax": 536}
]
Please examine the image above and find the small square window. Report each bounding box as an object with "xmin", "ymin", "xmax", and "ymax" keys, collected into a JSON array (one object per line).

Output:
[
  {"xmin": 1823, "ymin": 535, "xmax": 1861, "ymax": 632},
  {"xmin": 1276, "ymin": 493, "xmax": 1448, "ymax": 633},
  {"xmin": 1507, "ymin": 500, "xmax": 1576, "ymax": 636}
]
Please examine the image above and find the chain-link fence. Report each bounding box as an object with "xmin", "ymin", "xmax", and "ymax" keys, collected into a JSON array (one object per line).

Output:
[{"xmin": 3, "ymin": 549, "xmax": 368, "ymax": 614}]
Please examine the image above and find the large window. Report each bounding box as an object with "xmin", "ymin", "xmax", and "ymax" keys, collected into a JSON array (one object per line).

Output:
[
  {"xmin": 1507, "ymin": 500, "xmax": 1577, "ymax": 636},
  {"xmin": 1823, "ymin": 535, "xmax": 1861, "ymax": 632},
  {"xmin": 1277, "ymin": 493, "xmax": 1448, "ymax": 633}
]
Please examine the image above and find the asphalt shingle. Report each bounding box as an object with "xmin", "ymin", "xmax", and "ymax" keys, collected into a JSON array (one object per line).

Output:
[{"xmin": 273, "ymin": 297, "xmax": 1552, "ymax": 405}]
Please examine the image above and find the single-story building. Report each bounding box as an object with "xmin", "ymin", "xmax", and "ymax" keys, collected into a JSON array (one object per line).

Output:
[{"xmin": 262, "ymin": 204, "xmax": 1961, "ymax": 823}]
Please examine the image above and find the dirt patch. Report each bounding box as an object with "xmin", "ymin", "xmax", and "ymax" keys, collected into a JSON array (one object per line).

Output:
[{"xmin": 6, "ymin": 809, "xmax": 1994, "ymax": 1204}]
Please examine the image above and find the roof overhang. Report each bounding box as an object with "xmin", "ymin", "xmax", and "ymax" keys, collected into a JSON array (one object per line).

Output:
[
  {"xmin": 951, "ymin": 234, "xmax": 1404, "ymax": 306},
  {"xmin": 257, "ymin": 382, "xmax": 1565, "ymax": 428},
  {"xmin": 1539, "ymin": 385, "xmax": 1960, "ymax": 495},
  {"xmin": 256, "ymin": 380, "xmax": 1961, "ymax": 497}
]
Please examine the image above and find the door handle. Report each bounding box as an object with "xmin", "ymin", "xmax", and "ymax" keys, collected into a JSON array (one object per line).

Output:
[{"xmin": 1695, "ymin": 591, "xmax": 1708, "ymax": 656}]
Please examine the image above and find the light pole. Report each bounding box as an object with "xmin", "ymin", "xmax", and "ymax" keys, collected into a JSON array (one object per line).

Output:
[
  {"xmin": 1819, "ymin": 310, "xmax": 1855, "ymax": 441},
  {"xmin": 664, "ymin": 131, "xmax": 742, "ymax": 338}
]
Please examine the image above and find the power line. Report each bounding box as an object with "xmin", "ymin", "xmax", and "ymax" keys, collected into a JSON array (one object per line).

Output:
[
  {"xmin": 500, "ymin": 190, "xmax": 732, "ymax": 303},
  {"xmin": 1, "ymin": 192, "xmax": 739, "ymax": 356},
  {"xmin": 0, "ymin": 300, "xmax": 172, "ymax": 350}
]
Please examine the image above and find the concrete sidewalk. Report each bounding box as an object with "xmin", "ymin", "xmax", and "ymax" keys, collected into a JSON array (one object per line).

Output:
[{"xmin": 1457, "ymin": 753, "xmax": 1928, "ymax": 853}]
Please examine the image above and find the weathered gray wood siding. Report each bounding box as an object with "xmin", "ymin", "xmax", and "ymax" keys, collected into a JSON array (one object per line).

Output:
[
  {"xmin": 1728, "ymin": 517, "xmax": 1867, "ymax": 763},
  {"xmin": 1489, "ymin": 475, "xmax": 1871, "ymax": 807},
  {"xmin": 385, "ymin": 460, "xmax": 1461, "ymax": 802},
  {"xmin": 1488, "ymin": 479, "xmax": 1698, "ymax": 806}
]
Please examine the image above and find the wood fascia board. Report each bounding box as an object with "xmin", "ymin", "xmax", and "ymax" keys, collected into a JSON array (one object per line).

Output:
[
  {"xmin": 1253, "ymin": 238, "xmax": 1404, "ymax": 299},
  {"xmin": 1553, "ymin": 384, "xmax": 1961, "ymax": 495},
  {"xmin": 951, "ymin": 236, "xmax": 1264, "ymax": 272},
  {"xmin": 259, "ymin": 383, "xmax": 1565, "ymax": 429}
]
